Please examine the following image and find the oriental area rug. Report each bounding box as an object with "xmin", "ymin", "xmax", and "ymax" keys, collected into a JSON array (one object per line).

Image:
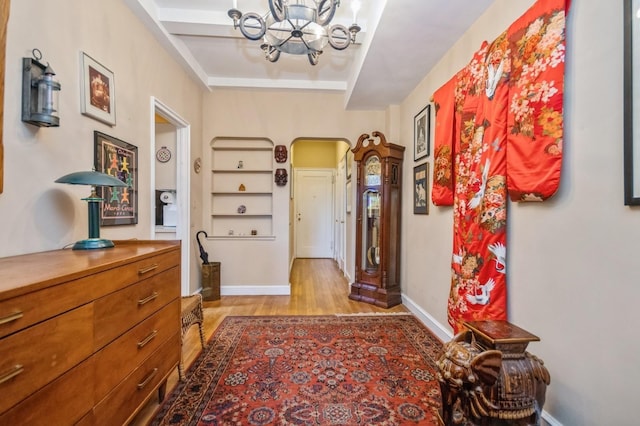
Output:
[{"xmin": 151, "ymin": 314, "xmax": 444, "ymax": 425}]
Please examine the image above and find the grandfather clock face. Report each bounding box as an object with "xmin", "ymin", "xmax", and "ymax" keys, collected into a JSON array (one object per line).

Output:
[
  {"xmin": 365, "ymin": 155, "xmax": 381, "ymax": 186},
  {"xmin": 362, "ymin": 155, "xmax": 382, "ymax": 271}
]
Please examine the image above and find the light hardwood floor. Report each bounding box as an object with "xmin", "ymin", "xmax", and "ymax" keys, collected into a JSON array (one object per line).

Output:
[{"xmin": 131, "ymin": 258, "xmax": 408, "ymax": 425}]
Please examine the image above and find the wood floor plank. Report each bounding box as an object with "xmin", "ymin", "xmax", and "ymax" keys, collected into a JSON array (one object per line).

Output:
[{"xmin": 129, "ymin": 258, "xmax": 408, "ymax": 425}]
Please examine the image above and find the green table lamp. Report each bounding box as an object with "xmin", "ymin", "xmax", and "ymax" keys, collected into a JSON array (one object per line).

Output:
[{"xmin": 55, "ymin": 170, "xmax": 128, "ymax": 250}]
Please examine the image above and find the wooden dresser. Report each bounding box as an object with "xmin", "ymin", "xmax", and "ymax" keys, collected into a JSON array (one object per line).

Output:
[{"xmin": 0, "ymin": 240, "xmax": 181, "ymax": 425}]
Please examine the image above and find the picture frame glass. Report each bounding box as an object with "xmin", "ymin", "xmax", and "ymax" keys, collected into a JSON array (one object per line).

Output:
[
  {"xmin": 81, "ymin": 52, "xmax": 116, "ymax": 126},
  {"xmin": 413, "ymin": 163, "xmax": 429, "ymax": 214},
  {"xmin": 414, "ymin": 105, "xmax": 431, "ymax": 161},
  {"xmin": 94, "ymin": 131, "xmax": 138, "ymax": 225}
]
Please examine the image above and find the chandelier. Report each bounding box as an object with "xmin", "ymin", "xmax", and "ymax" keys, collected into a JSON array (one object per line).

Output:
[{"xmin": 228, "ymin": 0, "xmax": 361, "ymax": 65}]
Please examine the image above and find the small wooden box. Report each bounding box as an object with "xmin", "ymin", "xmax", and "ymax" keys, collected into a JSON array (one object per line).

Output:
[{"xmin": 463, "ymin": 320, "xmax": 540, "ymax": 354}]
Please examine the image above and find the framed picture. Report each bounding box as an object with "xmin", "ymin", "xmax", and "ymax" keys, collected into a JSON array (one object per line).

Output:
[
  {"xmin": 625, "ymin": 0, "xmax": 640, "ymax": 205},
  {"xmin": 94, "ymin": 131, "xmax": 138, "ymax": 225},
  {"xmin": 414, "ymin": 104, "xmax": 430, "ymax": 161},
  {"xmin": 81, "ymin": 52, "xmax": 116, "ymax": 126},
  {"xmin": 413, "ymin": 163, "xmax": 429, "ymax": 215}
]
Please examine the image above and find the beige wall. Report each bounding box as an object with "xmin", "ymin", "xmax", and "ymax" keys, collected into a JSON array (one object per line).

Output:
[
  {"xmin": 201, "ymin": 88, "xmax": 384, "ymax": 289},
  {"xmin": 0, "ymin": 0, "xmax": 204, "ymax": 292},
  {"xmin": 398, "ymin": 0, "xmax": 635, "ymax": 425}
]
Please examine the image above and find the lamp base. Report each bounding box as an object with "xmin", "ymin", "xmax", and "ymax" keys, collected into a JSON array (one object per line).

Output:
[{"xmin": 72, "ymin": 238, "xmax": 116, "ymax": 250}]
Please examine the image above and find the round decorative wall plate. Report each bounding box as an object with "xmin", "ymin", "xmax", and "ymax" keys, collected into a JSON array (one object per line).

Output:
[{"xmin": 156, "ymin": 146, "xmax": 172, "ymax": 163}]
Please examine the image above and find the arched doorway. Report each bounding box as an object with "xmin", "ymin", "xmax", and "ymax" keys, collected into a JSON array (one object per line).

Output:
[{"xmin": 290, "ymin": 138, "xmax": 353, "ymax": 282}]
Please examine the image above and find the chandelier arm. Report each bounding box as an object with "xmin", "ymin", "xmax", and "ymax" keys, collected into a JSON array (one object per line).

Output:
[
  {"xmin": 298, "ymin": 36, "xmax": 314, "ymax": 53},
  {"xmin": 328, "ymin": 24, "xmax": 351, "ymax": 50},
  {"xmin": 308, "ymin": 52, "xmax": 320, "ymax": 66},
  {"xmin": 276, "ymin": 34, "xmax": 296, "ymax": 49},
  {"xmin": 239, "ymin": 12, "xmax": 267, "ymax": 40},
  {"xmin": 266, "ymin": 26, "xmax": 326, "ymax": 39},
  {"xmin": 268, "ymin": 0, "xmax": 286, "ymax": 22},
  {"xmin": 284, "ymin": 17, "xmax": 314, "ymax": 33},
  {"xmin": 316, "ymin": 0, "xmax": 337, "ymax": 26},
  {"xmin": 263, "ymin": 44, "xmax": 281, "ymax": 62}
]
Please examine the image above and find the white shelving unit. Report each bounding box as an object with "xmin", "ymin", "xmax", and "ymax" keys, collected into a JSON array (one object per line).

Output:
[{"xmin": 210, "ymin": 139, "xmax": 274, "ymax": 238}]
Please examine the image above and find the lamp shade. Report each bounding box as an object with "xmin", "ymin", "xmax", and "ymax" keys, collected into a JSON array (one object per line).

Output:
[{"xmin": 55, "ymin": 170, "xmax": 127, "ymax": 187}]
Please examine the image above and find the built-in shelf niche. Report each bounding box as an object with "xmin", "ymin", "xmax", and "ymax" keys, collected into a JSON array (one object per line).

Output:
[{"xmin": 210, "ymin": 138, "xmax": 274, "ymax": 239}]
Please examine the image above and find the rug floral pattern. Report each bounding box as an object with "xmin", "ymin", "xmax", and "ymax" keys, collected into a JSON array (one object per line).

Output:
[{"xmin": 152, "ymin": 315, "xmax": 444, "ymax": 425}]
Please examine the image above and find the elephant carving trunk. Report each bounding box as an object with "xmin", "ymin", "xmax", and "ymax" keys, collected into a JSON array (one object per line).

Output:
[{"xmin": 437, "ymin": 321, "xmax": 550, "ymax": 426}]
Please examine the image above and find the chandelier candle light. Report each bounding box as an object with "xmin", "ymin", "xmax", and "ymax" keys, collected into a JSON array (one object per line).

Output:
[{"xmin": 228, "ymin": 0, "xmax": 361, "ymax": 65}]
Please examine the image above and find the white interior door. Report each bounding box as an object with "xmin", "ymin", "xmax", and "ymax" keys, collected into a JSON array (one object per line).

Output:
[{"xmin": 295, "ymin": 169, "xmax": 334, "ymax": 258}]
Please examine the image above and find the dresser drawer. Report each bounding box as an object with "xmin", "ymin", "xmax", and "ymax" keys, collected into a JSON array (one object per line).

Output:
[
  {"xmin": 93, "ymin": 298, "xmax": 180, "ymax": 401},
  {"xmin": 0, "ymin": 249, "xmax": 179, "ymax": 341},
  {"xmin": 94, "ymin": 266, "xmax": 180, "ymax": 350},
  {"xmin": 0, "ymin": 278, "xmax": 93, "ymax": 339},
  {"xmin": 92, "ymin": 332, "xmax": 180, "ymax": 426},
  {"xmin": 89, "ymin": 249, "xmax": 181, "ymax": 301},
  {"xmin": 0, "ymin": 356, "xmax": 95, "ymax": 425},
  {"xmin": 0, "ymin": 303, "xmax": 94, "ymax": 414}
]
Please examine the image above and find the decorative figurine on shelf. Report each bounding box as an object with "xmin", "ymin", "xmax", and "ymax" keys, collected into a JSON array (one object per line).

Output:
[
  {"xmin": 437, "ymin": 320, "xmax": 550, "ymax": 426},
  {"xmin": 238, "ymin": 183, "xmax": 246, "ymax": 191},
  {"xmin": 275, "ymin": 145, "xmax": 288, "ymax": 163},
  {"xmin": 237, "ymin": 205, "xmax": 246, "ymax": 214},
  {"xmin": 275, "ymin": 168, "xmax": 288, "ymax": 186},
  {"xmin": 251, "ymin": 229, "xmax": 257, "ymax": 236},
  {"xmin": 237, "ymin": 160, "xmax": 244, "ymax": 169}
]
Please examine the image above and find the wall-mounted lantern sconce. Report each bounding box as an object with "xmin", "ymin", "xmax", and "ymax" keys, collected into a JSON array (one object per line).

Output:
[{"xmin": 22, "ymin": 48, "xmax": 61, "ymax": 127}]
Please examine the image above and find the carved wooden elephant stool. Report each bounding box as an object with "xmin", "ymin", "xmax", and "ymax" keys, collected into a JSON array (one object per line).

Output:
[{"xmin": 437, "ymin": 320, "xmax": 550, "ymax": 426}]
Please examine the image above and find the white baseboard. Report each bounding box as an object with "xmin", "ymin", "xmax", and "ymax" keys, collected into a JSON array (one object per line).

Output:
[
  {"xmin": 401, "ymin": 293, "xmax": 453, "ymax": 342},
  {"xmin": 400, "ymin": 293, "xmax": 562, "ymax": 426},
  {"xmin": 541, "ymin": 411, "xmax": 563, "ymax": 426},
  {"xmin": 221, "ymin": 285, "xmax": 291, "ymax": 296}
]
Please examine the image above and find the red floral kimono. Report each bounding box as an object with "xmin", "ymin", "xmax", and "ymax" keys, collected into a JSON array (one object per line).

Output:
[{"xmin": 432, "ymin": 0, "xmax": 569, "ymax": 333}]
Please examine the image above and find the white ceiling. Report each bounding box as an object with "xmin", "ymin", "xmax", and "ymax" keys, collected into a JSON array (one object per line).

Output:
[{"xmin": 125, "ymin": 0, "xmax": 494, "ymax": 110}]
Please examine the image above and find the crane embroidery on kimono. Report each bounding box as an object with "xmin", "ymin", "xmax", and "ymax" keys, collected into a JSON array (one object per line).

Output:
[
  {"xmin": 469, "ymin": 159, "xmax": 491, "ymax": 209},
  {"xmin": 466, "ymin": 278, "xmax": 496, "ymax": 305},
  {"xmin": 486, "ymin": 59, "xmax": 504, "ymax": 100},
  {"xmin": 488, "ymin": 242, "xmax": 506, "ymax": 274}
]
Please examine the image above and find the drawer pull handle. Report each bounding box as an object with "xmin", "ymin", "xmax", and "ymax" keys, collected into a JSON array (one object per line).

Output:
[
  {"xmin": 138, "ymin": 264, "xmax": 159, "ymax": 275},
  {"xmin": 137, "ymin": 368, "xmax": 158, "ymax": 390},
  {"xmin": 0, "ymin": 311, "xmax": 23, "ymax": 325},
  {"xmin": 138, "ymin": 292, "xmax": 159, "ymax": 306},
  {"xmin": 0, "ymin": 365, "xmax": 24, "ymax": 385},
  {"xmin": 137, "ymin": 330, "xmax": 158, "ymax": 348}
]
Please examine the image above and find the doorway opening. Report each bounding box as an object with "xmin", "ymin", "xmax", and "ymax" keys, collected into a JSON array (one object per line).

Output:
[
  {"xmin": 150, "ymin": 97, "xmax": 191, "ymax": 296},
  {"xmin": 290, "ymin": 138, "xmax": 353, "ymax": 283}
]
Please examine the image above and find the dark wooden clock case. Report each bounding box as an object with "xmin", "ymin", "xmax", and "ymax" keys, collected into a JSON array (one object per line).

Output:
[{"xmin": 349, "ymin": 131, "xmax": 405, "ymax": 308}]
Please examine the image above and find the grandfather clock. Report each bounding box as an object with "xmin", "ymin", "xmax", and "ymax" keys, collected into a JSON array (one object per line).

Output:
[{"xmin": 350, "ymin": 131, "xmax": 405, "ymax": 308}]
